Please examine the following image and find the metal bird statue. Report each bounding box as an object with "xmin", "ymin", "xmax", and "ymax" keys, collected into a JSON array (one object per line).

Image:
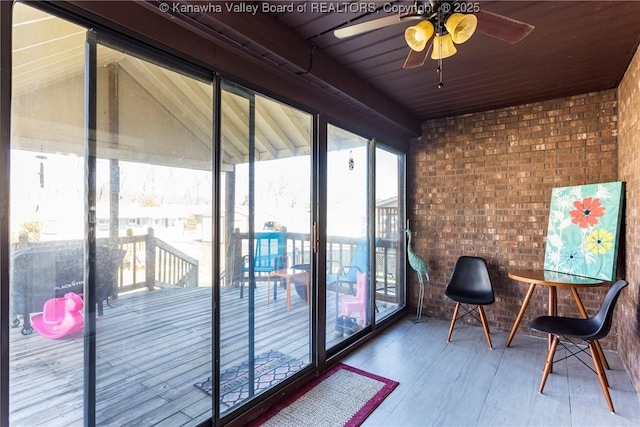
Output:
[{"xmin": 404, "ymin": 227, "xmax": 430, "ymax": 323}]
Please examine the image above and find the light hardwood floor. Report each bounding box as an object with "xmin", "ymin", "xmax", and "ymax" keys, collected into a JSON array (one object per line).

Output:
[{"xmin": 343, "ymin": 317, "xmax": 640, "ymax": 427}]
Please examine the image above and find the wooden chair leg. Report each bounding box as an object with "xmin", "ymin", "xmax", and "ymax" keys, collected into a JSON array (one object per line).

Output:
[
  {"xmin": 593, "ymin": 339, "xmax": 610, "ymax": 370},
  {"xmin": 591, "ymin": 344, "xmax": 609, "ymax": 388},
  {"xmin": 589, "ymin": 342, "xmax": 615, "ymax": 413},
  {"xmin": 478, "ymin": 305, "xmax": 493, "ymax": 349},
  {"xmin": 539, "ymin": 335, "xmax": 559, "ymax": 393},
  {"xmin": 447, "ymin": 303, "xmax": 460, "ymax": 342}
]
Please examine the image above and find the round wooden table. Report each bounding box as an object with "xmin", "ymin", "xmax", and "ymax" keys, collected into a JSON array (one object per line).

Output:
[{"xmin": 505, "ymin": 269, "xmax": 608, "ymax": 368}]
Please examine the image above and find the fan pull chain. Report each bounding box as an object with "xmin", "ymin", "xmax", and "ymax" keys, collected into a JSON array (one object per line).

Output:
[{"xmin": 435, "ymin": 6, "xmax": 444, "ymax": 89}]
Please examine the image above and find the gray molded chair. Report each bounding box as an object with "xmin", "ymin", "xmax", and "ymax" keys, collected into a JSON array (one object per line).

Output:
[
  {"xmin": 530, "ymin": 279, "xmax": 628, "ymax": 413},
  {"xmin": 444, "ymin": 256, "xmax": 495, "ymax": 349}
]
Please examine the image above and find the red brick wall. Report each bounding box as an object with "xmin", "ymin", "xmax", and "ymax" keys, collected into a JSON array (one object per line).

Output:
[
  {"xmin": 617, "ymin": 44, "xmax": 640, "ymax": 394},
  {"xmin": 408, "ymin": 89, "xmax": 620, "ymax": 352}
]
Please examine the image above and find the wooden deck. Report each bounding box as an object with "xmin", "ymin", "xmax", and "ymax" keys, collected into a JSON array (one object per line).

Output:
[{"xmin": 9, "ymin": 281, "xmax": 397, "ymax": 426}]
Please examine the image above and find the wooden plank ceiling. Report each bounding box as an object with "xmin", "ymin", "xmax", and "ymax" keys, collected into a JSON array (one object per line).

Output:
[
  {"xmin": 12, "ymin": 4, "xmax": 313, "ymax": 167},
  {"xmin": 172, "ymin": 0, "xmax": 640, "ymax": 131}
]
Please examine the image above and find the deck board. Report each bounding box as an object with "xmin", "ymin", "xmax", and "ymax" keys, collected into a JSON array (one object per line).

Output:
[
  {"xmin": 9, "ymin": 280, "xmax": 398, "ymax": 426},
  {"xmin": 9, "ymin": 283, "xmax": 318, "ymax": 426}
]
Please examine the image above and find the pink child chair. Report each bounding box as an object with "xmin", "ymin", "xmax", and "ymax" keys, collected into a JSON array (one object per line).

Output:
[
  {"xmin": 340, "ymin": 272, "xmax": 367, "ymax": 325},
  {"xmin": 31, "ymin": 292, "xmax": 85, "ymax": 339}
]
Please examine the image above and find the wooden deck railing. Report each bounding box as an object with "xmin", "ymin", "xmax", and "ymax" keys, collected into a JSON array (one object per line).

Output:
[
  {"xmin": 153, "ymin": 233, "xmax": 199, "ymax": 289},
  {"xmin": 14, "ymin": 227, "xmax": 199, "ymax": 295}
]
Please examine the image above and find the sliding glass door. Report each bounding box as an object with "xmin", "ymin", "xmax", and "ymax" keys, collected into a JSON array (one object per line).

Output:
[
  {"xmin": 9, "ymin": 5, "xmax": 87, "ymax": 425},
  {"xmin": 375, "ymin": 146, "xmax": 406, "ymax": 321},
  {"xmin": 218, "ymin": 82, "xmax": 312, "ymax": 416},
  {"xmin": 93, "ymin": 44, "xmax": 214, "ymax": 425},
  {"xmin": 326, "ymin": 125, "xmax": 372, "ymax": 350},
  {"xmin": 5, "ymin": 3, "xmax": 404, "ymax": 424},
  {"xmin": 9, "ymin": 4, "xmax": 215, "ymax": 424},
  {"xmin": 324, "ymin": 129, "xmax": 407, "ymax": 351}
]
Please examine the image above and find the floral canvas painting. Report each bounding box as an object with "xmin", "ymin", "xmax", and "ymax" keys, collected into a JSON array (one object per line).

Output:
[{"xmin": 543, "ymin": 181, "xmax": 624, "ymax": 281}]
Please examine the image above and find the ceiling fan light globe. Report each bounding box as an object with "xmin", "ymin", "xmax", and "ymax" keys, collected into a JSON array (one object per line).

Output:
[
  {"xmin": 404, "ymin": 20, "xmax": 434, "ymax": 52},
  {"xmin": 445, "ymin": 13, "xmax": 478, "ymax": 44},
  {"xmin": 431, "ymin": 34, "xmax": 457, "ymax": 59}
]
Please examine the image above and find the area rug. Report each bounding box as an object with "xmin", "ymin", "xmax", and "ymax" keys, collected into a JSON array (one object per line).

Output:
[
  {"xmin": 194, "ymin": 350, "xmax": 307, "ymax": 408},
  {"xmin": 248, "ymin": 363, "xmax": 399, "ymax": 427}
]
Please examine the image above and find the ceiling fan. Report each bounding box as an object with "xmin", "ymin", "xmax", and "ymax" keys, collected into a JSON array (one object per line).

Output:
[{"xmin": 333, "ymin": 0, "xmax": 534, "ymax": 71}]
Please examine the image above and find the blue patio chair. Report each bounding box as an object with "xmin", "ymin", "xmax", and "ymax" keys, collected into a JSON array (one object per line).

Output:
[
  {"xmin": 327, "ymin": 238, "xmax": 379, "ymax": 296},
  {"xmin": 240, "ymin": 231, "xmax": 286, "ymax": 299}
]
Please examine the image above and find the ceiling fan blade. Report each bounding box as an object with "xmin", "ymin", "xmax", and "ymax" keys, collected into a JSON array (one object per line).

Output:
[
  {"xmin": 476, "ymin": 10, "xmax": 534, "ymax": 44},
  {"xmin": 334, "ymin": 15, "xmax": 402, "ymax": 39},
  {"xmin": 403, "ymin": 45, "xmax": 430, "ymax": 69}
]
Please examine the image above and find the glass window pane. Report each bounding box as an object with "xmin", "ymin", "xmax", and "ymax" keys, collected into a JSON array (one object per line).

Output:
[
  {"xmin": 326, "ymin": 125, "xmax": 371, "ymax": 349},
  {"xmin": 10, "ymin": 4, "xmax": 86, "ymax": 425},
  {"xmin": 375, "ymin": 146, "xmax": 406, "ymax": 321},
  {"xmin": 219, "ymin": 83, "xmax": 312, "ymax": 416},
  {"xmin": 94, "ymin": 46, "xmax": 214, "ymax": 425}
]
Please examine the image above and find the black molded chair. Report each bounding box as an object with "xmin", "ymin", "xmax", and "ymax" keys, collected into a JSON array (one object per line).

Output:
[
  {"xmin": 530, "ymin": 279, "xmax": 628, "ymax": 413},
  {"xmin": 444, "ymin": 256, "xmax": 495, "ymax": 349}
]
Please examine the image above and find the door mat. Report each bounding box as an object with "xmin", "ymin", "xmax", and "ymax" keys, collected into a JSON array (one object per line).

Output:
[
  {"xmin": 194, "ymin": 350, "xmax": 307, "ymax": 408},
  {"xmin": 249, "ymin": 363, "xmax": 399, "ymax": 426}
]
